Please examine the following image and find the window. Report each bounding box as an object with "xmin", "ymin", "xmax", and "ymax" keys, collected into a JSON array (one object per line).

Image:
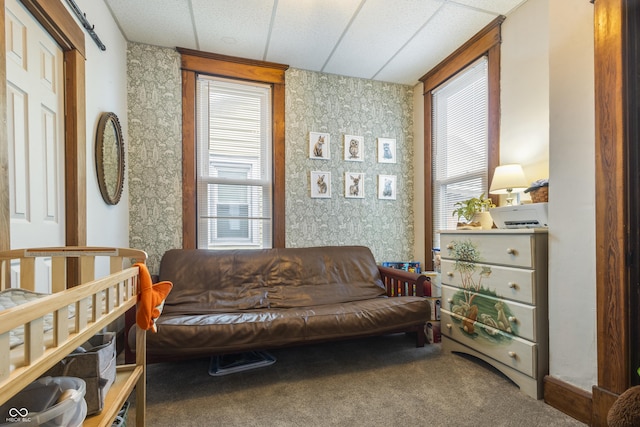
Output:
[
  {"xmin": 420, "ymin": 17, "xmax": 502, "ymax": 264},
  {"xmin": 209, "ymin": 166, "xmax": 251, "ymax": 241},
  {"xmin": 197, "ymin": 77, "xmax": 272, "ymax": 249},
  {"xmin": 432, "ymin": 57, "xmax": 489, "ymax": 240},
  {"xmin": 179, "ymin": 48, "xmax": 288, "ymax": 249}
]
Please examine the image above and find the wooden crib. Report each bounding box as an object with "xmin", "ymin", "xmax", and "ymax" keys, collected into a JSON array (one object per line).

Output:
[{"xmin": 0, "ymin": 247, "xmax": 147, "ymax": 427}]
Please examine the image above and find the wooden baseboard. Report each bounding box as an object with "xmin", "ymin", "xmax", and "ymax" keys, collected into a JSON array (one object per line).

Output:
[{"xmin": 544, "ymin": 375, "xmax": 593, "ymax": 424}]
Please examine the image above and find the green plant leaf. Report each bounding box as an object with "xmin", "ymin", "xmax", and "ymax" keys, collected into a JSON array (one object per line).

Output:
[{"xmin": 451, "ymin": 193, "xmax": 495, "ymax": 222}]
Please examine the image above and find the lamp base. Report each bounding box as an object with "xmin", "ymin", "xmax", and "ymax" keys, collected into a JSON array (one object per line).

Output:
[{"xmin": 505, "ymin": 189, "xmax": 515, "ymax": 206}]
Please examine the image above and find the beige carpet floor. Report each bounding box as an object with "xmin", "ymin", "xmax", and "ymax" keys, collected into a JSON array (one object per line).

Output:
[{"xmin": 128, "ymin": 334, "xmax": 586, "ymax": 427}]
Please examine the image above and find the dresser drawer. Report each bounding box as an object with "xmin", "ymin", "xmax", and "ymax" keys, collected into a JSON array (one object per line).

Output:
[
  {"xmin": 441, "ymin": 310, "xmax": 537, "ymax": 377},
  {"xmin": 440, "ymin": 259, "xmax": 536, "ymax": 305},
  {"xmin": 442, "ymin": 284, "xmax": 537, "ymax": 342},
  {"xmin": 441, "ymin": 232, "xmax": 534, "ymax": 268}
]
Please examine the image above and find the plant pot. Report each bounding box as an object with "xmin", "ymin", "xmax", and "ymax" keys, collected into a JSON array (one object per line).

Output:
[
  {"xmin": 472, "ymin": 211, "xmax": 494, "ymax": 230},
  {"xmin": 456, "ymin": 221, "xmax": 482, "ymax": 230}
]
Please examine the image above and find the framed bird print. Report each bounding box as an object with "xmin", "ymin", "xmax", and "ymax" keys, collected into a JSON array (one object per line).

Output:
[{"xmin": 344, "ymin": 135, "xmax": 364, "ymax": 162}]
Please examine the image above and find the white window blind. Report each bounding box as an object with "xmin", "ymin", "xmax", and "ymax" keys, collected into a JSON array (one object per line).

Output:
[
  {"xmin": 432, "ymin": 57, "xmax": 489, "ymax": 246},
  {"xmin": 196, "ymin": 76, "xmax": 273, "ymax": 249}
]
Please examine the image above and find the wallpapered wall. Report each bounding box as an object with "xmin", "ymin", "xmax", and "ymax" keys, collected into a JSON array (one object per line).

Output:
[
  {"xmin": 127, "ymin": 43, "xmax": 183, "ymax": 273},
  {"xmin": 285, "ymin": 69, "xmax": 415, "ymax": 262},
  {"xmin": 127, "ymin": 43, "xmax": 415, "ymax": 272}
]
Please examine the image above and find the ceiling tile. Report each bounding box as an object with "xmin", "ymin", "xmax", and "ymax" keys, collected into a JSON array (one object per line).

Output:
[
  {"xmin": 193, "ymin": 0, "xmax": 275, "ymax": 59},
  {"xmin": 375, "ymin": 4, "xmax": 496, "ymax": 85},
  {"xmin": 265, "ymin": 0, "xmax": 363, "ymax": 72},
  {"xmin": 104, "ymin": 0, "xmax": 532, "ymax": 85},
  {"xmin": 449, "ymin": 0, "xmax": 529, "ymax": 15},
  {"xmin": 105, "ymin": 0, "xmax": 197, "ymax": 49},
  {"xmin": 323, "ymin": 0, "xmax": 442, "ymax": 80}
]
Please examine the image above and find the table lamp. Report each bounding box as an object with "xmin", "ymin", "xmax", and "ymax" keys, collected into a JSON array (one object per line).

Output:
[{"xmin": 489, "ymin": 164, "xmax": 528, "ymax": 205}]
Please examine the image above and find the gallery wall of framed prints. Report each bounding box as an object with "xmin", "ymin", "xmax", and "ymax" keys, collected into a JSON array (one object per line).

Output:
[{"xmin": 308, "ymin": 132, "xmax": 398, "ymax": 201}]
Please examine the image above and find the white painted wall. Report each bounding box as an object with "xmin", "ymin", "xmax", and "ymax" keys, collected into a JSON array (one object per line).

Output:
[
  {"xmin": 547, "ymin": 0, "xmax": 597, "ymax": 391},
  {"xmin": 500, "ymin": 0, "xmax": 549, "ymax": 185},
  {"xmin": 412, "ymin": 0, "xmax": 597, "ymax": 392},
  {"xmin": 65, "ymin": 0, "xmax": 130, "ymax": 250}
]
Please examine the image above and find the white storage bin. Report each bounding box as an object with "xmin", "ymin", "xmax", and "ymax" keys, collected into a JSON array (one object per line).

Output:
[{"xmin": 0, "ymin": 376, "xmax": 87, "ymax": 427}]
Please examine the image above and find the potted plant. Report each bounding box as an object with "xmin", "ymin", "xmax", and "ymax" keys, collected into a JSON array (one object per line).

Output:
[{"xmin": 452, "ymin": 193, "xmax": 495, "ymax": 229}]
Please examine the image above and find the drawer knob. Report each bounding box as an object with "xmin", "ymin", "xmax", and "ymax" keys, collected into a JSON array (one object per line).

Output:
[
  {"xmin": 506, "ymin": 248, "xmax": 517, "ymax": 255},
  {"xmin": 508, "ymin": 351, "xmax": 517, "ymax": 359},
  {"xmin": 508, "ymin": 316, "xmax": 517, "ymax": 323},
  {"xmin": 447, "ymin": 271, "xmax": 454, "ymax": 277},
  {"xmin": 446, "ymin": 323, "xmax": 453, "ymax": 329},
  {"xmin": 446, "ymin": 243, "xmax": 454, "ymax": 250},
  {"xmin": 447, "ymin": 298, "xmax": 453, "ymax": 303},
  {"xmin": 508, "ymin": 282, "xmax": 518, "ymax": 289}
]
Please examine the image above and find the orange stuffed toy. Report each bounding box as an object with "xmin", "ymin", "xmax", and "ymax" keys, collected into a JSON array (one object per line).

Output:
[{"xmin": 134, "ymin": 262, "xmax": 172, "ymax": 333}]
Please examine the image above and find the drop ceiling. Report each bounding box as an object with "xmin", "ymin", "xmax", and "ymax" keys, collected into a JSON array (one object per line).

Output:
[{"xmin": 105, "ymin": 0, "xmax": 529, "ymax": 86}]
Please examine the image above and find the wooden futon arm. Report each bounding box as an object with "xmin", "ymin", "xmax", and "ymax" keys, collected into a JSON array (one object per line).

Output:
[{"xmin": 378, "ymin": 266, "xmax": 432, "ymax": 297}]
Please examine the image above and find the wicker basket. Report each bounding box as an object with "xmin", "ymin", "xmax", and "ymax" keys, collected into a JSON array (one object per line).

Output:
[{"xmin": 529, "ymin": 185, "xmax": 548, "ymax": 203}]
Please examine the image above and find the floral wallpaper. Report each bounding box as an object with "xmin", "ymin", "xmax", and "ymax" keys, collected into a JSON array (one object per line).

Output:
[
  {"xmin": 127, "ymin": 43, "xmax": 415, "ymax": 272},
  {"xmin": 127, "ymin": 43, "xmax": 183, "ymax": 273},
  {"xmin": 285, "ymin": 69, "xmax": 415, "ymax": 262}
]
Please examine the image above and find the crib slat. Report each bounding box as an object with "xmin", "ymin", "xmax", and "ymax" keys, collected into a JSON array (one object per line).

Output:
[
  {"xmin": 20, "ymin": 258, "xmax": 35, "ymax": 291},
  {"xmin": 24, "ymin": 317, "xmax": 44, "ymax": 364},
  {"xmin": 80, "ymin": 256, "xmax": 95, "ymax": 285},
  {"xmin": 91, "ymin": 293, "xmax": 99, "ymax": 323},
  {"xmin": 51, "ymin": 257, "xmax": 67, "ymax": 293},
  {"xmin": 76, "ymin": 298, "xmax": 89, "ymax": 332},
  {"xmin": 116, "ymin": 281, "xmax": 123, "ymax": 306},
  {"xmin": 1, "ymin": 260, "xmax": 7, "ymax": 291},
  {"xmin": 0, "ymin": 332, "xmax": 9, "ymax": 382},
  {"xmin": 54, "ymin": 306, "xmax": 69, "ymax": 347},
  {"xmin": 106, "ymin": 286, "xmax": 115, "ymax": 314}
]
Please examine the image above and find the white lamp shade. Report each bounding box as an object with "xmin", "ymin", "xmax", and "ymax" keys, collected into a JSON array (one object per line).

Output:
[{"xmin": 489, "ymin": 164, "xmax": 528, "ymax": 194}]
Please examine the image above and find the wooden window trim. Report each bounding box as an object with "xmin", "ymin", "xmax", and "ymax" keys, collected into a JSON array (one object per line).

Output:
[
  {"xmin": 419, "ymin": 16, "xmax": 503, "ymax": 269},
  {"xmin": 178, "ymin": 48, "xmax": 288, "ymax": 249}
]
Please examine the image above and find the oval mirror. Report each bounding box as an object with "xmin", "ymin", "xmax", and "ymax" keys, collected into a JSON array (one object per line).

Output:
[{"xmin": 95, "ymin": 112, "xmax": 125, "ymax": 205}]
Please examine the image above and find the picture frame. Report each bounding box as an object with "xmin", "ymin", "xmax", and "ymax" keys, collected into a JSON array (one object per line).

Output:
[
  {"xmin": 377, "ymin": 137, "xmax": 396, "ymax": 163},
  {"xmin": 344, "ymin": 135, "xmax": 364, "ymax": 162},
  {"xmin": 309, "ymin": 132, "xmax": 331, "ymax": 160},
  {"xmin": 345, "ymin": 172, "xmax": 365, "ymax": 198},
  {"xmin": 310, "ymin": 171, "xmax": 331, "ymax": 198},
  {"xmin": 378, "ymin": 175, "xmax": 396, "ymax": 200}
]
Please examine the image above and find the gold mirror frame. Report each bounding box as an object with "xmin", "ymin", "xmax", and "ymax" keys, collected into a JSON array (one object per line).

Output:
[{"xmin": 95, "ymin": 112, "xmax": 125, "ymax": 205}]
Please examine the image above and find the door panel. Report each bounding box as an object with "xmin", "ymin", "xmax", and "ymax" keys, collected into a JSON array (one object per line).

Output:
[
  {"xmin": 6, "ymin": 0, "xmax": 64, "ymax": 251},
  {"xmin": 6, "ymin": 0, "xmax": 65, "ymax": 293}
]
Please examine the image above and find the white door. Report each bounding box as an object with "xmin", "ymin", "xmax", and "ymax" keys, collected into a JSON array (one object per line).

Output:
[{"xmin": 5, "ymin": 0, "xmax": 65, "ymax": 291}]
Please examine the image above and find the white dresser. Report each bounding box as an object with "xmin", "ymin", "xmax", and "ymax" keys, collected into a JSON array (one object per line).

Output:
[{"xmin": 439, "ymin": 229, "xmax": 548, "ymax": 399}]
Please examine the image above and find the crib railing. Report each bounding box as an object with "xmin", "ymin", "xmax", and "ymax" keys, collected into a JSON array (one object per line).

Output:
[{"xmin": 0, "ymin": 247, "xmax": 146, "ymax": 407}]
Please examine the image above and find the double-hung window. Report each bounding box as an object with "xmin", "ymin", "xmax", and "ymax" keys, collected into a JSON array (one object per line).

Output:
[
  {"xmin": 420, "ymin": 18, "xmax": 502, "ymax": 262},
  {"xmin": 432, "ymin": 57, "xmax": 489, "ymax": 241},
  {"xmin": 196, "ymin": 76, "xmax": 272, "ymax": 249}
]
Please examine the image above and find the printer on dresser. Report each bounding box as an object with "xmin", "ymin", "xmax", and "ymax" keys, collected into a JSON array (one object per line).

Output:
[{"xmin": 439, "ymin": 229, "xmax": 548, "ymax": 399}]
